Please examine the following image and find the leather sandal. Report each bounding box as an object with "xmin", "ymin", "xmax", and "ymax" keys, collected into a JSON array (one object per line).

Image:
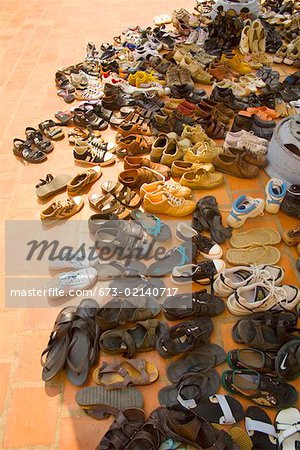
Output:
[
  {"xmin": 13, "ymin": 138, "xmax": 47, "ymax": 163},
  {"xmin": 116, "ymin": 134, "xmax": 153, "ymax": 157},
  {"xmin": 25, "ymin": 127, "xmax": 54, "ymax": 153},
  {"xmin": 88, "ymin": 192, "xmax": 130, "ymax": 219},
  {"xmin": 101, "ymin": 180, "xmax": 141, "ymax": 208},
  {"xmin": 116, "ymin": 122, "xmax": 152, "ymax": 136},
  {"xmin": 39, "ymin": 119, "xmax": 65, "ymax": 140},
  {"xmin": 125, "ymin": 407, "xmax": 168, "ymax": 450},
  {"xmin": 118, "ymin": 168, "xmax": 164, "ymax": 189}
]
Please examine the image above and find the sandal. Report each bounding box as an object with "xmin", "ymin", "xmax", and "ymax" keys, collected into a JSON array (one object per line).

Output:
[
  {"xmin": 226, "ymin": 245, "xmax": 281, "ymax": 265},
  {"xmin": 94, "ymin": 260, "xmax": 147, "ymax": 280},
  {"xmin": 13, "ymin": 138, "xmax": 47, "ymax": 163},
  {"xmin": 116, "ymin": 134, "xmax": 153, "ymax": 157},
  {"xmin": 65, "ymin": 299, "xmax": 100, "ymax": 386},
  {"xmin": 100, "ymin": 319, "xmax": 165, "ymax": 358},
  {"xmin": 230, "ymin": 227, "xmax": 281, "ymax": 248},
  {"xmin": 126, "ymin": 407, "xmax": 167, "ymax": 450},
  {"xmin": 116, "ymin": 122, "xmax": 152, "ymax": 136},
  {"xmin": 191, "ymin": 394, "xmax": 244, "ymax": 425},
  {"xmin": 25, "ymin": 127, "xmax": 54, "ymax": 153},
  {"xmin": 147, "ymin": 242, "xmax": 197, "ymax": 277},
  {"xmin": 76, "ymin": 386, "xmax": 144, "ymax": 420},
  {"xmin": 35, "ymin": 174, "xmax": 72, "ymax": 199},
  {"xmin": 275, "ymin": 407, "xmax": 300, "ymax": 450},
  {"xmin": 194, "ymin": 196, "xmax": 232, "ymax": 244},
  {"xmin": 156, "ymin": 318, "xmax": 213, "ymax": 359},
  {"xmin": 41, "ymin": 306, "xmax": 76, "ymax": 382},
  {"xmin": 101, "ymin": 180, "xmax": 141, "ymax": 208},
  {"xmin": 130, "ymin": 209, "xmax": 171, "ymax": 241},
  {"xmin": 93, "ymin": 359, "xmax": 158, "ymax": 388},
  {"xmin": 246, "ymin": 406, "xmax": 277, "ymax": 450},
  {"xmin": 39, "ymin": 119, "xmax": 65, "ymax": 140},
  {"xmin": 88, "ymin": 193, "xmax": 130, "ymax": 219}
]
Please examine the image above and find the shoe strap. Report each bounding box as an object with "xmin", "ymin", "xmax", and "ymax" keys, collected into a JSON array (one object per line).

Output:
[{"xmin": 245, "ymin": 417, "xmax": 276, "ymax": 437}]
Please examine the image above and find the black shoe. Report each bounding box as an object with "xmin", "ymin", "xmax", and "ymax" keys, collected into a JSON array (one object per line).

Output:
[
  {"xmin": 210, "ymin": 86, "xmax": 244, "ymax": 111},
  {"xmin": 280, "ymin": 184, "xmax": 300, "ymax": 219},
  {"xmin": 231, "ymin": 114, "xmax": 253, "ymax": 132}
]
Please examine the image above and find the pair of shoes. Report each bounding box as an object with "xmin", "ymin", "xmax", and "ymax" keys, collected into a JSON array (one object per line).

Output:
[
  {"xmin": 73, "ymin": 140, "xmax": 116, "ymax": 166},
  {"xmin": 180, "ymin": 167, "xmax": 224, "ymax": 189},
  {"xmin": 143, "ymin": 190, "xmax": 196, "ymax": 217},
  {"xmin": 221, "ymin": 51, "xmax": 253, "ymax": 74},
  {"xmin": 165, "ymin": 65, "xmax": 194, "ymax": 97},
  {"xmin": 124, "ymin": 155, "xmax": 170, "ymax": 178},
  {"xmin": 240, "ymin": 106, "xmax": 279, "ymax": 121},
  {"xmin": 41, "ymin": 196, "xmax": 84, "ymax": 220},
  {"xmin": 195, "ymin": 98, "xmax": 233, "ymax": 125},
  {"xmin": 150, "ymin": 134, "xmax": 183, "ymax": 166},
  {"xmin": 210, "ymin": 85, "xmax": 245, "ymax": 111},
  {"xmin": 213, "ymin": 150, "xmax": 262, "ymax": 178},
  {"xmin": 224, "ymin": 130, "xmax": 269, "ymax": 155},
  {"xmin": 208, "ymin": 60, "xmax": 239, "ymax": 81},
  {"xmin": 240, "ymin": 19, "xmax": 266, "ymax": 55},
  {"xmin": 13, "ymin": 126, "xmax": 53, "ymax": 163},
  {"xmin": 231, "ymin": 113, "xmax": 275, "ymax": 140}
]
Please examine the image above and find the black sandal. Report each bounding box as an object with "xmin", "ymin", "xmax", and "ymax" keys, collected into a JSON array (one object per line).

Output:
[
  {"xmin": 39, "ymin": 119, "xmax": 65, "ymax": 140},
  {"xmin": 13, "ymin": 138, "xmax": 47, "ymax": 163},
  {"xmin": 195, "ymin": 196, "xmax": 232, "ymax": 244},
  {"xmin": 25, "ymin": 127, "xmax": 54, "ymax": 153}
]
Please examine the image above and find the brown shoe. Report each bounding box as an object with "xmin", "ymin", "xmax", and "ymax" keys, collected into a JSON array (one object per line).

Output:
[
  {"xmin": 116, "ymin": 135, "xmax": 153, "ymax": 157},
  {"xmin": 116, "ymin": 122, "xmax": 152, "ymax": 136},
  {"xmin": 226, "ymin": 146, "xmax": 268, "ymax": 168},
  {"xmin": 41, "ymin": 196, "xmax": 84, "ymax": 220},
  {"xmin": 213, "ymin": 153, "xmax": 259, "ymax": 178},
  {"xmin": 124, "ymin": 156, "xmax": 171, "ymax": 178},
  {"xmin": 118, "ymin": 168, "xmax": 165, "ymax": 189},
  {"xmin": 67, "ymin": 167, "xmax": 102, "ymax": 195},
  {"xmin": 283, "ymin": 225, "xmax": 300, "ymax": 246}
]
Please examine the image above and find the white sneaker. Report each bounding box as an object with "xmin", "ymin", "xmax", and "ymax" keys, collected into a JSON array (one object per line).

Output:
[
  {"xmin": 224, "ymin": 130, "xmax": 268, "ymax": 155},
  {"xmin": 226, "ymin": 195, "xmax": 265, "ymax": 228},
  {"xmin": 48, "ymin": 251, "xmax": 98, "ymax": 271},
  {"xmin": 214, "ymin": 265, "xmax": 285, "ymax": 297},
  {"xmin": 196, "ymin": 28, "xmax": 209, "ymax": 46},
  {"xmin": 47, "ymin": 268, "xmax": 98, "ymax": 299},
  {"xmin": 227, "ymin": 282, "xmax": 300, "ymax": 316},
  {"xmin": 265, "ymin": 178, "xmax": 287, "ymax": 214}
]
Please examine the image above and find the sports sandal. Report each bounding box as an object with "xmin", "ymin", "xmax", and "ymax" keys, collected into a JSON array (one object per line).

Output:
[
  {"xmin": 93, "ymin": 359, "xmax": 158, "ymax": 388},
  {"xmin": 191, "ymin": 394, "xmax": 244, "ymax": 425},
  {"xmin": 39, "ymin": 119, "xmax": 65, "ymax": 140},
  {"xmin": 97, "ymin": 296, "xmax": 161, "ymax": 330},
  {"xmin": 232, "ymin": 311, "xmax": 299, "ymax": 351},
  {"xmin": 75, "ymin": 386, "xmax": 144, "ymax": 419},
  {"xmin": 275, "ymin": 407, "xmax": 300, "ymax": 450},
  {"xmin": 35, "ymin": 174, "xmax": 72, "ymax": 199},
  {"xmin": 275, "ymin": 339, "xmax": 300, "ymax": 381},
  {"xmin": 130, "ymin": 209, "xmax": 171, "ymax": 241},
  {"xmin": 227, "ymin": 348, "xmax": 275, "ymax": 374},
  {"xmin": 147, "ymin": 242, "xmax": 196, "ymax": 277},
  {"xmin": 94, "ymin": 260, "xmax": 147, "ymax": 280},
  {"xmin": 222, "ymin": 369, "xmax": 298, "ymax": 409},
  {"xmin": 13, "ymin": 138, "xmax": 47, "ymax": 163},
  {"xmin": 100, "ymin": 319, "xmax": 165, "ymax": 358},
  {"xmin": 88, "ymin": 193, "xmax": 130, "ymax": 219},
  {"xmin": 163, "ymin": 290, "xmax": 225, "ymax": 320},
  {"xmin": 25, "ymin": 127, "xmax": 54, "ymax": 153},
  {"xmin": 226, "ymin": 245, "xmax": 281, "ymax": 266},
  {"xmin": 158, "ymin": 370, "xmax": 221, "ymax": 408},
  {"xmin": 41, "ymin": 306, "xmax": 76, "ymax": 382},
  {"xmin": 101, "ymin": 180, "xmax": 141, "ymax": 208},
  {"xmin": 230, "ymin": 228, "xmax": 281, "ymax": 248},
  {"xmin": 65, "ymin": 299, "xmax": 100, "ymax": 386},
  {"xmin": 96, "ymin": 408, "xmax": 145, "ymax": 450},
  {"xmin": 126, "ymin": 406, "xmax": 168, "ymax": 450},
  {"xmin": 245, "ymin": 406, "xmax": 277, "ymax": 450},
  {"xmin": 194, "ymin": 196, "xmax": 232, "ymax": 244},
  {"xmin": 156, "ymin": 318, "xmax": 213, "ymax": 358},
  {"xmin": 166, "ymin": 343, "xmax": 226, "ymax": 383},
  {"xmin": 162, "ymin": 407, "xmax": 235, "ymax": 450}
]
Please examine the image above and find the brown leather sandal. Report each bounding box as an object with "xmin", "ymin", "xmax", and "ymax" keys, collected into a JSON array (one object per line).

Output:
[
  {"xmin": 116, "ymin": 122, "xmax": 152, "ymax": 136},
  {"xmin": 88, "ymin": 192, "xmax": 130, "ymax": 219},
  {"xmin": 101, "ymin": 180, "xmax": 141, "ymax": 208},
  {"xmin": 93, "ymin": 359, "xmax": 159, "ymax": 388},
  {"xmin": 115, "ymin": 134, "xmax": 153, "ymax": 157},
  {"xmin": 126, "ymin": 407, "xmax": 168, "ymax": 450},
  {"xmin": 118, "ymin": 168, "xmax": 164, "ymax": 189}
]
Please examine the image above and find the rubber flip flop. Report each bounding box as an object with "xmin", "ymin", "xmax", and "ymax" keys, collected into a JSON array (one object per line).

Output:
[
  {"xmin": 147, "ymin": 242, "xmax": 196, "ymax": 277},
  {"xmin": 275, "ymin": 407, "xmax": 300, "ymax": 450},
  {"xmin": 94, "ymin": 260, "xmax": 148, "ymax": 279},
  {"xmin": 75, "ymin": 385, "xmax": 144, "ymax": 419},
  {"xmin": 35, "ymin": 174, "xmax": 72, "ymax": 199},
  {"xmin": 226, "ymin": 245, "xmax": 281, "ymax": 265},
  {"xmin": 246, "ymin": 406, "xmax": 277, "ymax": 450},
  {"xmin": 166, "ymin": 343, "xmax": 226, "ymax": 383},
  {"xmin": 158, "ymin": 370, "xmax": 221, "ymax": 408},
  {"xmin": 192, "ymin": 394, "xmax": 244, "ymax": 425},
  {"xmin": 230, "ymin": 227, "xmax": 281, "ymax": 248},
  {"xmin": 130, "ymin": 209, "xmax": 171, "ymax": 242}
]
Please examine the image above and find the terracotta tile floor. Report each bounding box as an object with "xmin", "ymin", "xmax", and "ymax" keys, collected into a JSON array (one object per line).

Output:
[{"xmin": 1, "ymin": 0, "xmax": 300, "ymax": 448}]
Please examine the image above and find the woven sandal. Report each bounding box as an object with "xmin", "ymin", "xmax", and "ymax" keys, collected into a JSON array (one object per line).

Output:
[
  {"xmin": 226, "ymin": 245, "xmax": 281, "ymax": 265},
  {"xmin": 230, "ymin": 227, "xmax": 281, "ymax": 248}
]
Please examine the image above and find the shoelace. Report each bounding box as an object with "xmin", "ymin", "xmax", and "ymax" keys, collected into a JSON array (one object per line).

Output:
[
  {"xmin": 55, "ymin": 198, "xmax": 74, "ymax": 210},
  {"xmin": 59, "ymin": 271, "xmax": 84, "ymax": 287},
  {"xmin": 89, "ymin": 146, "xmax": 107, "ymax": 159},
  {"xmin": 250, "ymin": 266, "xmax": 278, "ymax": 284},
  {"xmin": 265, "ymin": 282, "xmax": 293, "ymax": 310}
]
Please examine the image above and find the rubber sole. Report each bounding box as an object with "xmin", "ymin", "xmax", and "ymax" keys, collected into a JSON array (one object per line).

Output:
[{"xmin": 75, "ymin": 386, "xmax": 144, "ymax": 410}]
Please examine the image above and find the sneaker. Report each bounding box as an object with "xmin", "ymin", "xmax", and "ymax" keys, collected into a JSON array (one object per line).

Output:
[
  {"xmin": 40, "ymin": 196, "xmax": 84, "ymax": 220},
  {"xmin": 171, "ymin": 260, "xmax": 225, "ymax": 284},
  {"xmin": 224, "ymin": 130, "xmax": 268, "ymax": 154},
  {"xmin": 214, "ymin": 265, "xmax": 285, "ymax": 297},
  {"xmin": 73, "ymin": 142, "xmax": 115, "ymax": 166},
  {"xmin": 283, "ymin": 225, "xmax": 300, "ymax": 246},
  {"xmin": 226, "ymin": 195, "xmax": 265, "ymax": 228},
  {"xmin": 184, "ymin": 142, "xmax": 219, "ymax": 163},
  {"xmin": 46, "ymin": 268, "xmax": 98, "ymax": 299},
  {"xmin": 181, "ymin": 124, "xmax": 208, "ymax": 144},
  {"xmin": 227, "ymin": 282, "xmax": 300, "ymax": 316},
  {"xmin": 160, "ymin": 140, "xmax": 183, "ymax": 167},
  {"xmin": 180, "ymin": 168, "xmax": 223, "ymax": 189},
  {"xmin": 213, "ymin": 153, "xmax": 259, "ymax": 179},
  {"xmin": 176, "ymin": 222, "xmax": 223, "ymax": 259},
  {"xmin": 280, "ymin": 184, "xmax": 300, "ymax": 219},
  {"xmin": 143, "ymin": 192, "xmax": 196, "ymax": 217},
  {"xmin": 276, "ymin": 339, "xmax": 300, "ymax": 380},
  {"xmin": 171, "ymin": 160, "xmax": 214, "ymax": 177},
  {"xmin": 140, "ymin": 179, "xmax": 191, "ymax": 199},
  {"xmin": 265, "ymin": 178, "xmax": 287, "ymax": 214},
  {"xmin": 150, "ymin": 134, "xmax": 171, "ymax": 163},
  {"xmin": 67, "ymin": 166, "xmax": 102, "ymax": 195}
]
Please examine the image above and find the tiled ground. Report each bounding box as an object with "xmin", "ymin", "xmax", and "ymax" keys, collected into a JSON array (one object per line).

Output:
[{"xmin": 0, "ymin": 0, "xmax": 300, "ymax": 449}]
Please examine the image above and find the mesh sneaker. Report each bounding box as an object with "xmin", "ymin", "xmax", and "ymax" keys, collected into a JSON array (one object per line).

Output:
[
  {"xmin": 265, "ymin": 178, "xmax": 287, "ymax": 214},
  {"xmin": 226, "ymin": 195, "xmax": 265, "ymax": 228},
  {"xmin": 214, "ymin": 265, "xmax": 285, "ymax": 297}
]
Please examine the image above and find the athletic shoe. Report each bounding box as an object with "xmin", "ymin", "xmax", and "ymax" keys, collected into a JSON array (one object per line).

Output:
[
  {"xmin": 226, "ymin": 195, "xmax": 265, "ymax": 228},
  {"xmin": 176, "ymin": 222, "xmax": 223, "ymax": 259},
  {"xmin": 214, "ymin": 265, "xmax": 285, "ymax": 297},
  {"xmin": 172, "ymin": 260, "xmax": 225, "ymax": 284},
  {"xmin": 46, "ymin": 268, "xmax": 98, "ymax": 299},
  {"xmin": 276, "ymin": 340, "xmax": 300, "ymax": 380},
  {"xmin": 265, "ymin": 178, "xmax": 287, "ymax": 214}
]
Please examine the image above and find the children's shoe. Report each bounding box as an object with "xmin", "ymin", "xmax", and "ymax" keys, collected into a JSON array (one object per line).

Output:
[
  {"xmin": 265, "ymin": 178, "xmax": 287, "ymax": 214},
  {"xmin": 226, "ymin": 195, "xmax": 265, "ymax": 228}
]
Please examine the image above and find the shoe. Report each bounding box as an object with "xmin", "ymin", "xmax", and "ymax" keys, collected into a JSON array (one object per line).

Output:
[
  {"xmin": 140, "ymin": 179, "xmax": 191, "ymax": 199},
  {"xmin": 227, "ymin": 195, "xmax": 265, "ymax": 228},
  {"xmin": 239, "ymin": 24, "xmax": 250, "ymax": 54},
  {"xmin": 222, "ymin": 369, "xmax": 298, "ymax": 409},
  {"xmin": 180, "ymin": 56, "xmax": 213, "ymax": 84},
  {"xmin": 171, "ymin": 160, "xmax": 214, "ymax": 177},
  {"xmin": 280, "ymin": 184, "xmax": 300, "ymax": 218},
  {"xmin": 283, "ymin": 225, "xmax": 300, "ymax": 246},
  {"xmin": 214, "ymin": 265, "xmax": 284, "ymax": 297},
  {"xmin": 213, "ymin": 153, "xmax": 259, "ymax": 179},
  {"xmin": 124, "ymin": 156, "xmax": 170, "ymax": 178},
  {"xmin": 181, "ymin": 124, "xmax": 208, "ymax": 143},
  {"xmin": 221, "ymin": 52, "xmax": 252, "ymax": 74},
  {"xmin": 172, "ymin": 260, "xmax": 225, "ymax": 285},
  {"xmin": 67, "ymin": 167, "xmax": 102, "ymax": 195},
  {"xmin": 176, "ymin": 223, "xmax": 223, "ymax": 259},
  {"xmin": 118, "ymin": 168, "xmax": 164, "ymax": 189},
  {"xmin": 225, "ymin": 146, "xmax": 268, "ymax": 169},
  {"xmin": 180, "ymin": 168, "xmax": 223, "ymax": 189},
  {"xmin": 143, "ymin": 192, "xmax": 196, "ymax": 217},
  {"xmin": 227, "ymin": 282, "xmax": 300, "ymax": 316},
  {"xmin": 74, "ymin": 142, "xmax": 115, "ymax": 166},
  {"xmin": 160, "ymin": 140, "xmax": 183, "ymax": 167},
  {"xmin": 265, "ymin": 178, "xmax": 287, "ymax": 214},
  {"xmin": 224, "ymin": 130, "xmax": 268, "ymax": 155},
  {"xmin": 184, "ymin": 142, "xmax": 219, "ymax": 164},
  {"xmin": 46, "ymin": 267, "xmax": 98, "ymax": 299},
  {"xmin": 41, "ymin": 196, "xmax": 84, "ymax": 220},
  {"xmin": 163, "ymin": 290, "xmax": 225, "ymax": 320},
  {"xmin": 227, "ymin": 348, "xmax": 276, "ymax": 374},
  {"xmin": 210, "ymin": 86, "xmax": 245, "ymax": 111}
]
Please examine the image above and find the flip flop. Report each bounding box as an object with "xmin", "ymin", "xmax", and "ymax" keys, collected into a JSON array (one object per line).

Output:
[
  {"xmin": 166, "ymin": 344, "xmax": 226, "ymax": 383},
  {"xmin": 158, "ymin": 370, "xmax": 221, "ymax": 408},
  {"xmin": 75, "ymin": 386, "xmax": 144, "ymax": 419},
  {"xmin": 192, "ymin": 394, "xmax": 244, "ymax": 425},
  {"xmin": 93, "ymin": 359, "xmax": 159, "ymax": 388},
  {"xmin": 275, "ymin": 407, "xmax": 300, "ymax": 450},
  {"xmin": 226, "ymin": 245, "xmax": 281, "ymax": 265},
  {"xmin": 230, "ymin": 228, "xmax": 281, "ymax": 248},
  {"xmin": 35, "ymin": 174, "xmax": 72, "ymax": 199},
  {"xmin": 130, "ymin": 209, "xmax": 171, "ymax": 241},
  {"xmin": 147, "ymin": 242, "xmax": 197, "ymax": 277},
  {"xmin": 246, "ymin": 406, "xmax": 277, "ymax": 450}
]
